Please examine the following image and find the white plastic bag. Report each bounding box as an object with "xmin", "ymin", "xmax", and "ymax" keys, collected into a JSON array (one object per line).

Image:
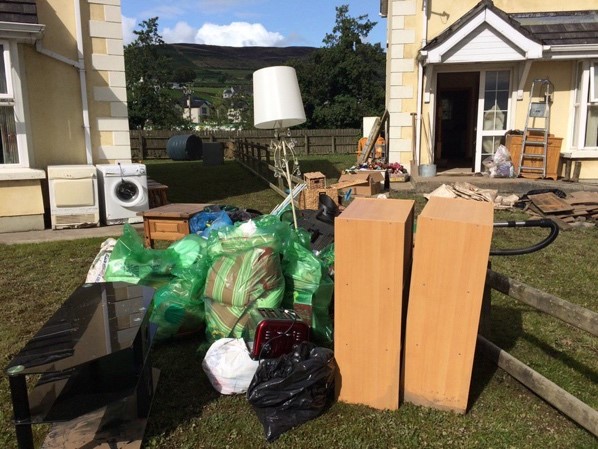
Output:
[{"xmin": 202, "ymin": 338, "xmax": 259, "ymax": 394}]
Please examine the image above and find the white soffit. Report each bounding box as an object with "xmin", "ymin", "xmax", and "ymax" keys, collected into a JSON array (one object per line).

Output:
[
  {"xmin": 0, "ymin": 22, "xmax": 44, "ymax": 43},
  {"xmin": 426, "ymin": 9, "xmax": 543, "ymax": 64}
]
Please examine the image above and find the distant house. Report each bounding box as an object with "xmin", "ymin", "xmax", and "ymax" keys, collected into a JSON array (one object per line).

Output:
[
  {"xmin": 223, "ymin": 87, "xmax": 235, "ymax": 99},
  {"xmin": 0, "ymin": 0, "xmax": 131, "ymax": 232},
  {"xmin": 383, "ymin": 0, "xmax": 598, "ymax": 180},
  {"xmin": 180, "ymin": 95, "xmax": 212, "ymax": 123}
]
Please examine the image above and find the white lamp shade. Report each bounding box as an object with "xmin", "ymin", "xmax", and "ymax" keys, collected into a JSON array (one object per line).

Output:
[{"xmin": 253, "ymin": 66, "xmax": 306, "ymax": 129}]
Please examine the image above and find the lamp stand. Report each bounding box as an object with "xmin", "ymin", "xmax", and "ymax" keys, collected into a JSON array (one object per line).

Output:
[{"xmin": 272, "ymin": 129, "xmax": 301, "ymax": 229}]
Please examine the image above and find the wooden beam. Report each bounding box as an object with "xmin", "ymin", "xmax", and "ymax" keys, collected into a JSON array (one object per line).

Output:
[
  {"xmin": 486, "ymin": 270, "xmax": 598, "ymax": 337},
  {"xmin": 357, "ymin": 110, "xmax": 388, "ymax": 165},
  {"xmin": 477, "ymin": 335, "xmax": 598, "ymax": 437}
]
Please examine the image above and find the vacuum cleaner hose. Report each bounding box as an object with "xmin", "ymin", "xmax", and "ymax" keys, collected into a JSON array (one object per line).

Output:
[{"xmin": 490, "ymin": 219, "xmax": 559, "ymax": 256}]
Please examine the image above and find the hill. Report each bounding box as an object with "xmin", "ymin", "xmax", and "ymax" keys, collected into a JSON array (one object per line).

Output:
[{"xmin": 161, "ymin": 43, "xmax": 317, "ymax": 100}]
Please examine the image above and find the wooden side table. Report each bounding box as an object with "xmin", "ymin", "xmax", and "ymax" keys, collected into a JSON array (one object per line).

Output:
[
  {"xmin": 147, "ymin": 179, "xmax": 169, "ymax": 208},
  {"xmin": 141, "ymin": 203, "xmax": 212, "ymax": 247}
]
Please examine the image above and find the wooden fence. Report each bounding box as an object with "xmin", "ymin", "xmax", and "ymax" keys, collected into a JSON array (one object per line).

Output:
[
  {"xmin": 130, "ymin": 128, "xmax": 361, "ymax": 161},
  {"xmin": 235, "ymin": 139, "xmax": 303, "ymax": 198},
  {"xmin": 481, "ymin": 269, "xmax": 598, "ymax": 437}
]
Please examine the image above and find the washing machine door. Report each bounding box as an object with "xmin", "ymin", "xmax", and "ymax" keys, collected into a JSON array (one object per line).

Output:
[{"xmin": 111, "ymin": 177, "xmax": 146, "ymax": 207}]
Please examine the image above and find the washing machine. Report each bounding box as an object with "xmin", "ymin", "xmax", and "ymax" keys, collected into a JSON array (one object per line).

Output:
[
  {"xmin": 47, "ymin": 165, "xmax": 100, "ymax": 229},
  {"xmin": 96, "ymin": 163, "xmax": 149, "ymax": 225}
]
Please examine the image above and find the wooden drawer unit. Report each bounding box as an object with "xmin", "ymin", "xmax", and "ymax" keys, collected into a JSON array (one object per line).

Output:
[
  {"xmin": 403, "ymin": 196, "xmax": 494, "ymax": 413},
  {"xmin": 141, "ymin": 203, "xmax": 212, "ymax": 247},
  {"xmin": 334, "ymin": 197, "xmax": 414, "ymax": 410}
]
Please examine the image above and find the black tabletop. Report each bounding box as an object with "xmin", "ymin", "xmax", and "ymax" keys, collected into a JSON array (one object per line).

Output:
[{"xmin": 6, "ymin": 282, "xmax": 155, "ymax": 377}]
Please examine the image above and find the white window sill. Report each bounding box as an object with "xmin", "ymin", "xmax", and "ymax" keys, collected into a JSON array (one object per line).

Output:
[
  {"xmin": 561, "ymin": 150, "xmax": 598, "ymax": 159},
  {"xmin": 0, "ymin": 167, "xmax": 46, "ymax": 181}
]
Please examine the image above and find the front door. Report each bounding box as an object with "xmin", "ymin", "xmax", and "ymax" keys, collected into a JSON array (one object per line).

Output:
[{"xmin": 435, "ymin": 72, "xmax": 479, "ymax": 171}]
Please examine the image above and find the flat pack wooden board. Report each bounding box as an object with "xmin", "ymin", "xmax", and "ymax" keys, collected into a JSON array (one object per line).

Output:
[
  {"xmin": 42, "ymin": 369, "xmax": 160, "ymax": 449},
  {"xmin": 334, "ymin": 197, "xmax": 414, "ymax": 410},
  {"xmin": 528, "ymin": 193, "xmax": 573, "ymax": 214},
  {"xmin": 403, "ymin": 197, "xmax": 494, "ymax": 413},
  {"xmin": 565, "ymin": 191, "xmax": 598, "ymax": 205}
]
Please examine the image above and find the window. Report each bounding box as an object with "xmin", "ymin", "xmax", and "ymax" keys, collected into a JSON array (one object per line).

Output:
[
  {"xmin": 0, "ymin": 41, "xmax": 20, "ymax": 165},
  {"xmin": 477, "ymin": 70, "xmax": 510, "ymax": 170},
  {"xmin": 574, "ymin": 61, "xmax": 598, "ymax": 149}
]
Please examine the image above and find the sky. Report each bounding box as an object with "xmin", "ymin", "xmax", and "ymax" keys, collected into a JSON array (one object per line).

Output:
[{"xmin": 121, "ymin": 1, "xmax": 387, "ymax": 48}]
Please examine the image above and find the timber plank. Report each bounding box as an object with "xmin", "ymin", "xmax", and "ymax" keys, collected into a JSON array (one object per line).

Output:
[{"xmin": 528, "ymin": 193, "xmax": 574, "ymax": 214}]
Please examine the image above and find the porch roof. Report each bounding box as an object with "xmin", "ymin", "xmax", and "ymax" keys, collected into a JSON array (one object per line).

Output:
[
  {"xmin": 512, "ymin": 11, "xmax": 598, "ymax": 46},
  {"xmin": 0, "ymin": 0, "xmax": 37, "ymax": 24},
  {"xmin": 421, "ymin": 0, "xmax": 598, "ymax": 63}
]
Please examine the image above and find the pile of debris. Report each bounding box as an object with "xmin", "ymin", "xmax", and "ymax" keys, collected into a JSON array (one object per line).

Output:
[{"xmin": 520, "ymin": 191, "xmax": 598, "ymax": 229}]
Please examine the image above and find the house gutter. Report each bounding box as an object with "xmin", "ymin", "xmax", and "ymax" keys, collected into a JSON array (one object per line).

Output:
[
  {"xmin": 35, "ymin": 0, "xmax": 93, "ymax": 164},
  {"xmin": 415, "ymin": 0, "xmax": 429, "ymax": 167}
]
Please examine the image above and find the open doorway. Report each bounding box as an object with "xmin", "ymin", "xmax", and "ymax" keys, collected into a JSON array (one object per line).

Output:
[{"xmin": 435, "ymin": 72, "xmax": 479, "ymax": 173}]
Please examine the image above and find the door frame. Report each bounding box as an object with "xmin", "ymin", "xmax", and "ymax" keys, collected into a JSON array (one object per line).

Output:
[{"xmin": 428, "ymin": 64, "xmax": 516, "ymax": 173}]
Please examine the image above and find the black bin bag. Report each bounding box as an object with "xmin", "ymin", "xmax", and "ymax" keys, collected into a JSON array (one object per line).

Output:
[{"xmin": 246, "ymin": 342, "xmax": 336, "ymax": 442}]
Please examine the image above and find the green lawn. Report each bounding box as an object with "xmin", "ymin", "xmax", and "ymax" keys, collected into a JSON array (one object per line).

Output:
[{"xmin": 0, "ymin": 157, "xmax": 596, "ymax": 448}]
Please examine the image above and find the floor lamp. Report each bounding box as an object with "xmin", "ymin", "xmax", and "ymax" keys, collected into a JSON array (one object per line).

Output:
[{"xmin": 253, "ymin": 66, "xmax": 306, "ymax": 229}]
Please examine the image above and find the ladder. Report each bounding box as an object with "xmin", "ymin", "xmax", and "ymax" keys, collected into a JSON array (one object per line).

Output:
[{"xmin": 517, "ymin": 79, "xmax": 553, "ymax": 178}]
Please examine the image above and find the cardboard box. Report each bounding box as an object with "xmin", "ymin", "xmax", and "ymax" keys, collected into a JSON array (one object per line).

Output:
[
  {"xmin": 331, "ymin": 171, "xmax": 386, "ymax": 197},
  {"xmin": 303, "ymin": 171, "xmax": 326, "ymax": 189}
]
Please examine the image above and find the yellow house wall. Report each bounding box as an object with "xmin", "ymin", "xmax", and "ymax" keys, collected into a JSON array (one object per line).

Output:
[
  {"xmin": 24, "ymin": 45, "xmax": 88, "ymax": 167},
  {"xmin": 0, "ymin": 181, "xmax": 44, "ymax": 216},
  {"xmin": 22, "ymin": 0, "xmax": 131, "ymax": 168}
]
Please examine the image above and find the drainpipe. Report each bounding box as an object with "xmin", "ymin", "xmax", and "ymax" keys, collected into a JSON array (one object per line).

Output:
[
  {"xmin": 73, "ymin": 0, "xmax": 92, "ymax": 165},
  {"xmin": 35, "ymin": 1, "xmax": 93, "ymax": 165},
  {"xmin": 415, "ymin": 0, "xmax": 429, "ymax": 167}
]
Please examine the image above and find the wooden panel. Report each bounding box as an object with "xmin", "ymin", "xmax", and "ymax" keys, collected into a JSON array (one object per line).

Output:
[
  {"xmin": 334, "ymin": 197, "xmax": 414, "ymax": 410},
  {"xmin": 506, "ymin": 134, "xmax": 562, "ymax": 180},
  {"xmin": 528, "ymin": 193, "xmax": 574, "ymax": 214},
  {"xmin": 403, "ymin": 197, "xmax": 494, "ymax": 413}
]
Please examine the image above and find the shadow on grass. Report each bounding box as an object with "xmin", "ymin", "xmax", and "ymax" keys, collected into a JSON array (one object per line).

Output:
[
  {"xmin": 298, "ymin": 157, "xmax": 352, "ymax": 181},
  {"xmin": 521, "ymin": 331, "xmax": 598, "ymax": 384},
  {"xmin": 145, "ymin": 157, "xmax": 352, "ymax": 208},
  {"xmin": 468, "ymin": 303, "xmax": 523, "ymax": 410},
  {"xmin": 146, "ymin": 161, "xmax": 270, "ymax": 204},
  {"xmin": 145, "ymin": 335, "xmax": 220, "ymax": 439}
]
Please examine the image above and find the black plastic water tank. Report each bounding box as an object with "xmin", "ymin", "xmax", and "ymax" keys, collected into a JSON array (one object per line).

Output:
[
  {"xmin": 202, "ymin": 142, "xmax": 224, "ymax": 166},
  {"xmin": 166, "ymin": 134, "xmax": 203, "ymax": 160}
]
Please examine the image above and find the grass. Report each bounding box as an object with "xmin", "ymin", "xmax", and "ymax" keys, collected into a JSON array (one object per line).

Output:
[{"xmin": 0, "ymin": 157, "xmax": 596, "ymax": 448}]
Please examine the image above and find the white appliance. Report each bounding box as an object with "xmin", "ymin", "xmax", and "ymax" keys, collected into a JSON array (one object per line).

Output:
[
  {"xmin": 47, "ymin": 165, "xmax": 100, "ymax": 229},
  {"xmin": 96, "ymin": 163, "xmax": 149, "ymax": 225}
]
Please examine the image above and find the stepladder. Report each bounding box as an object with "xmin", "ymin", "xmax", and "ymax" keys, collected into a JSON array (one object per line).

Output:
[{"xmin": 517, "ymin": 79, "xmax": 554, "ymax": 178}]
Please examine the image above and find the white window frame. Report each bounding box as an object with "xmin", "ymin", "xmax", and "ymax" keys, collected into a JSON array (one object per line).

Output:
[
  {"xmin": 590, "ymin": 62, "xmax": 598, "ymax": 103},
  {"xmin": 475, "ymin": 69, "xmax": 512, "ymax": 172},
  {"xmin": 0, "ymin": 39, "xmax": 30, "ymax": 168},
  {"xmin": 0, "ymin": 41, "xmax": 14, "ymax": 98},
  {"xmin": 574, "ymin": 60, "xmax": 598, "ymax": 151}
]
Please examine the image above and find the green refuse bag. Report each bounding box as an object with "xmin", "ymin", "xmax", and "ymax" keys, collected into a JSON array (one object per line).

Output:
[
  {"xmin": 281, "ymin": 229, "xmax": 333, "ymax": 345},
  {"xmin": 151, "ymin": 235, "xmax": 210, "ymax": 341},
  {"xmin": 104, "ymin": 224, "xmax": 178, "ymax": 286},
  {"xmin": 203, "ymin": 215, "xmax": 288, "ymax": 342}
]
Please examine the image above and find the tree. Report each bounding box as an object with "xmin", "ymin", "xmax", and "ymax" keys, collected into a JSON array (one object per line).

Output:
[
  {"xmin": 125, "ymin": 18, "xmax": 189, "ymax": 129},
  {"xmin": 173, "ymin": 67, "xmax": 197, "ymax": 84},
  {"xmin": 289, "ymin": 5, "xmax": 386, "ymax": 128}
]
